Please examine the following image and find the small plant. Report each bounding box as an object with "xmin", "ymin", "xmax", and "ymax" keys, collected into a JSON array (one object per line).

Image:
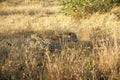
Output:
[{"xmin": 60, "ymin": 0, "xmax": 120, "ymax": 18}]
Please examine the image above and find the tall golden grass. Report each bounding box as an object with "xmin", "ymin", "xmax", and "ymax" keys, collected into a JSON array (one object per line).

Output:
[{"xmin": 0, "ymin": 0, "xmax": 120, "ymax": 80}]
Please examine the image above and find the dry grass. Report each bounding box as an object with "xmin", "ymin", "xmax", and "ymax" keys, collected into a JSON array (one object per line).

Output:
[{"xmin": 0, "ymin": 0, "xmax": 120, "ymax": 80}]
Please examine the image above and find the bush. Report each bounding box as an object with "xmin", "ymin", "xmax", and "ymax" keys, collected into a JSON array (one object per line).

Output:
[{"xmin": 60, "ymin": 0, "xmax": 120, "ymax": 18}]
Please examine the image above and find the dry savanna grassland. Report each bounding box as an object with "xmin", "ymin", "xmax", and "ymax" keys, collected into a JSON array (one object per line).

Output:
[{"xmin": 0, "ymin": 0, "xmax": 120, "ymax": 80}]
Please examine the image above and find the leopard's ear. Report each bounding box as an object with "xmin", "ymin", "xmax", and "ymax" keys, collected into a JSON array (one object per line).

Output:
[
  {"xmin": 68, "ymin": 32, "xmax": 78, "ymax": 42},
  {"xmin": 68, "ymin": 32, "xmax": 73, "ymax": 36},
  {"xmin": 68, "ymin": 32, "xmax": 76, "ymax": 37}
]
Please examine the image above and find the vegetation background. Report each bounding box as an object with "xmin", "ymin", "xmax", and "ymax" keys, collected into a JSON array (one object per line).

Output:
[{"xmin": 0, "ymin": 0, "xmax": 120, "ymax": 80}]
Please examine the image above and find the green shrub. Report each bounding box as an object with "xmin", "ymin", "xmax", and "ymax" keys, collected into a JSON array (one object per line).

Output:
[{"xmin": 60, "ymin": 0, "xmax": 119, "ymax": 18}]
